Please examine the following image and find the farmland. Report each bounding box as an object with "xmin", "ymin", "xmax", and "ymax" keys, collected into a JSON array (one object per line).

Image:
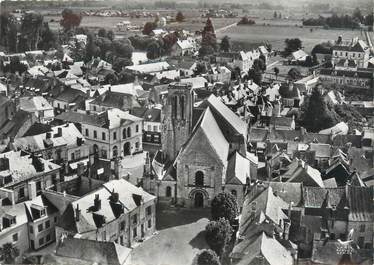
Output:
[{"xmin": 217, "ymin": 24, "xmax": 364, "ymax": 52}]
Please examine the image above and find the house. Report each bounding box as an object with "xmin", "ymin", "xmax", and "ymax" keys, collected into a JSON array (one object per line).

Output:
[
  {"xmin": 291, "ymin": 49, "xmax": 309, "ymax": 63},
  {"xmin": 24, "ymin": 195, "xmax": 59, "ymax": 250},
  {"xmin": 56, "ymin": 108, "xmax": 143, "ymax": 160},
  {"xmin": 171, "ymin": 39, "xmax": 196, "ymax": 57},
  {"xmin": 141, "ymin": 107, "xmax": 161, "ymax": 145},
  {"xmin": 52, "ymin": 87, "xmax": 87, "ymax": 114},
  {"xmin": 56, "ymin": 178, "xmax": 156, "ymax": 248},
  {"xmin": 332, "ymin": 38, "xmax": 370, "ymax": 68},
  {"xmin": 204, "ymin": 65, "xmax": 231, "ymax": 84},
  {"xmin": 215, "ymin": 50, "xmax": 260, "ymax": 73},
  {"xmin": 88, "ymin": 89, "xmax": 141, "ymax": 114},
  {"xmin": 19, "ymin": 96, "xmax": 54, "ymax": 124},
  {"xmin": 284, "ymin": 159, "xmax": 325, "ymax": 187},
  {"xmin": 125, "ymin": 61, "xmax": 172, "ymax": 75},
  {"xmin": 0, "ymin": 150, "xmax": 61, "ymax": 204},
  {"xmin": 319, "ymin": 68, "xmax": 373, "ymax": 90},
  {"xmin": 12, "ymin": 123, "xmax": 89, "ymax": 172}
]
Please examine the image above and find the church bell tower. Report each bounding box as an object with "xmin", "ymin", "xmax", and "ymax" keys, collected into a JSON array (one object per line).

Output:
[{"xmin": 161, "ymin": 82, "xmax": 193, "ymax": 161}]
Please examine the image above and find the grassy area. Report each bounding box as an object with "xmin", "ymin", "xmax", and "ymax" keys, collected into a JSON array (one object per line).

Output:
[
  {"xmin": 217, "ymin": 24, "xmax": 363, "ymax": 53},
  {"xmin": 129, "ymin": 204, "xmax": 211, "ymax": 265}
]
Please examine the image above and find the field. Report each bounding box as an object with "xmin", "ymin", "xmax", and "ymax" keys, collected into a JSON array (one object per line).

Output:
[{"xmin": 217, "ymin": 24, "xmax": 364, "ymax": 53}]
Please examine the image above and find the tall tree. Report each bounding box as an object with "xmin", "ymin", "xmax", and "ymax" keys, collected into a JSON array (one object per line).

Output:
[
  {"xmin": 142, "ymin": 22, "xmax": 157, "ymax": 36},
  {"xmin": 205, "ymin": 218, "xmax": 232, "ymax": 257},
  {"xmin": 60, "ymin": 9, "xmax": 82, "ymax": 32},
  {"xmin": 220, "ymin": 36, "xmax": 231, "ymax": 52},
  {"xmin": 195, "ymin": 249, "xmax": 221, "ymax": 265},
  {"xmin": 284, "ymin": 38, "xmax": 302, "ymax": 55},
  {"xmin": 21, "ymin": 12, "xmax": 44, "ymax": 51},
  {"xmin": 147, "ymin": 41, "xmax": 161, "ymax": 59},
  {"xmin": 211, "ymin": 192, "xmax": 238, "ymax": 224},
  {"xmin": 176, "ymin": 11, "xmax": 185, "ymax": 22},
  {"xmin": 0, "ymin": 243, "xmax": 19, "ymax": 264}
]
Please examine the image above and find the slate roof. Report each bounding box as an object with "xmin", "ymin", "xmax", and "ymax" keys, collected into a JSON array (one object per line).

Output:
[
  {"xmin": 13, "ymin": 123, "xmax": 85, "ymax": 152},
  {"xmin": 320, "ymin": 68, "xmax": 373, "ymax": 79},
  {"xmin": 126, "ymin": 61, "xmax": 171, "ymax": 74},
  {"xmin": 54, "ymin": 88, "xmax": 86, "ymax": 103},
  {"xmin": 0, "ymin": 110, "xmax": 34, "ymax": 139},
  {"xmin": 0, "ymin": 151, "xmax": 61, "ymax": 187},
  {"xmin": 23, "ymin": 123, "xmax": 52, "ymax": 137},
  {"xmin": 286, "ymin": 160, "xmax": 325, "ymax": 188},
  {"xmin": 332, "ymin": 40, "xmax": 369, "ymax": 53},
  {"xmin": 142, "ymin": 107, "xmax": 161, "ymax": 122},
  {"xmin": 56, "ymin": 237, "xmax": 131, "ymax": 265},
  {"xmin": 24, "ymin": 195, "xmax": 58, "ymax": 221},
  {"xmin": 303, "ymin": 187, "xmax": 347, "ymax": 209},
  {"xmin": 204, "ymin": 94, "xmax": 248, "ymax": 138},
  {"xmin": 226, "ymin": 151, "xmax": 251, "ymax": 185},
  {"xmin": 347, "ymin": 186, "xmax": 373, "ymax": 221},
  {"xmin": 0, "ymin": 202, "xmax": 28, "ymax": 237}
]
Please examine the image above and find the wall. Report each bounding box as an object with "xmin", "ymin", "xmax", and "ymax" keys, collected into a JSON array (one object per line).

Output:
[{"xmin": 0, "ymin": 223, "xmax": 29, "ymax": 263}]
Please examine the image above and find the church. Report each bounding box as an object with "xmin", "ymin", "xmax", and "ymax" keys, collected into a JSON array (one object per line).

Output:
[{"xmin": 152, "ymin": 82, "xmax": 254, "ymax": 208}]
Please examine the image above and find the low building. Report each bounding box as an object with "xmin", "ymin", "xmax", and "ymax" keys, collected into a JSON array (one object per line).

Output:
[
  {"xmin": 142, "ymin": 107, "xmax": 161, "ymax": 145},
  {"xmin": 332, "ymin": 39, "xmax": 370, "ymax": 68},
  {"xmin": 319, "ymin": 68, "xmax": 373, "ymax": 90},
  {"xmin": 171, "ymin": 39, "xmax": 196, "ymax": 57}
]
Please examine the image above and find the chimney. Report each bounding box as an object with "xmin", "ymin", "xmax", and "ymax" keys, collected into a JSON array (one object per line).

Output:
[
  {"xmin": 94, "ymin": 194, "xmax": 101, "ymax": 211},
  {"xmin": 283, "ymin": 219, "xmax": 291, "ymax": 240},
  {"xmin": 288, "ymin": 201, "xmax": 294, "ymax": 219},
  {"xmin": 300, "ymin": 127, "xmax": 306, "ymax": 136},
  {"xmin": 108, "ymin": 86, "xmax": 111, "ymax": 92},
  {"xmin": 77, "ymin": 162, "xmax": 85, "ymax": 176},
  {"xmin": 32, "ymin": 155, "xmax": 45, "ymax": 172},
  {"xmin": 46, "ymin": 132, "xmax": 52, "ymax": 139},
  {"xmin": 0, "ymin": 157, "xmax": 10, "ymax": 171},
  {"xmin": 75, "ymin": 204, "xmax": 81, "ymax": 221},
  {"xmin": 28, "ymin": 181, "xmax": 37, "ymax": 200},
  {"xmin": 57, "ymin": 127, "xmax": 62, "ymax": 137},
  {"xmin": 297, "ymin": 159, "xmax": 303, "ymax": 168}
]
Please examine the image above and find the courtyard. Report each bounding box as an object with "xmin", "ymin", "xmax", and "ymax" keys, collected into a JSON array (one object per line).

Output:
[{"xmin": 128, "ymin": 203, "xmax": 211, "ymax": 265}]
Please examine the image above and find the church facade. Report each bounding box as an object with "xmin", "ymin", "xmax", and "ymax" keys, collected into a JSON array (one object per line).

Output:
[{"xmin": 156, "ymin": 82, "xmax": 252, "ymax": 208}]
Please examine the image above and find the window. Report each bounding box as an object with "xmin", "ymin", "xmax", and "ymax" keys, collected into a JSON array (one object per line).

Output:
[
  {"xmin": 147, "ymin": 125, "xmax": 151, "ymax": 131},
  {"xmin": 102, "ymin": 132, "xmax": 106, "ymax": 141},
  {"xmin": 148, "ymin": 219, "xmax": 152, "ymax": 228},
  {"xmin": 133, "ymin": 228, "xmax": 137, "ymax": 238},
  {"xmin": 122, "ymin": 129, "xmax": 127, "ymax": 139},
  {"xmin": 57, "ymin": 103, "xmax": 60, "ymax": 109},
  {"xmin": 85, "ymin": 129, "xmax": 89, "ymax": 137},
  {"xmin": 136, "ymin": 125, "xmax": 139, "ymax": 133},
  {"xmin": 93, "ymin": 130, "xmax": 97, "ymax": 139},
  {"xmin": 180, "ymin": 96, "xmax": 185, "ymax": 119},
  {"xmin": 39, "ymin": 238, "xmax": 44, "ymax": 246},
  {"xmin": 36, "ymin": 181, "xmax": 42, "ymax": 191},
  {"xmin": 120, "ymin": 220, "xmax": 126, "ymax": 231},
  {"xmin": 19, "ymin": 187, "xmax": 25, "ymax": 199},
  {"xmin": 154, "ymin": 135, "xmax": 160, "ymax": 143},
  {"xmin": 75, "ymin": 150, "xmax": 81, "ymax": 160},
  {"xmin": 29, "ymin": 225, "xmax": 34, "ymax": 234},
  {"xmin": 153, "ymin": 126, "xmax": 158, "ymax": 132},
  {"xmin": 360, "ymin": 224, "xmax": 365, "ymax": 233},
  {"xmin": 146, "ymin": 206, "xmax": 152, "ymax": 216},
  {"xmin": 54, "ymin": 216, "xmax": 57, "ymax": 223},
  {"xmin": 120, "ymin": 236, "xmax": 124, "ymax": 245},
  {"xmin": 71, "ymin": 153, "xmax": 75, "ymax": 161},
  {"xmin": 135, "ymin": 142, "xmax": 139, "ymax": 149},
  {"xmin": 45, "ymin": 220, "xmax": 50, "ymax": 229},
  {"xmin": 172, "ymin": 96, "xmax": 178, "ymax": 118},
  {"xmin": 102, "ymin": 231, "xmax": 106, "ymax": 241},
  {"xmin": 101, "ymin": 149, "xmax": 107, "ymax": 159},
  {"xmin": 40, "ymin": 208, "xmax": 46, "ymax": 217},
  {"xmin": 113, "ymin": 146, "xmax": 118, "ymax": 158},
  {"xmin": 195, "ymin": 171, "xmax": 204, "ymax": 186},
  {"xmin": 113, "ymin": 132, "xmax": 117, "ymax": 140},
  {"xmin": 127, "ymin": 127, "xmax": 131, "ymax": 138},
  {"xmin": 358, "ymin": 53, "xmax": 361, "ymax": 58},
  {"xmin": 358, "ymin": 237, "xmax": 365, "ymax": 248},
  {"xmin": 12, "ymin": 233, "xmax": 18, "ymax": 242},
  {"xmin": 132, "ymin": 214, "xmax": 137, "ymax": 225},
  {"xmin": 166, "ymin": 186, "xmax": 172, "ymax": 197},
  {"xmin": 93, "ymin": 106, "xmax": 97, "ymax": 111},
  {"xmin": 38, "ymin": 224, "xmax": 43, "ymax": 232},
  {"xmin": 231, "ymin": 190, "xmax": 237, "ymax": 197},
  {"xmin": 46, "ymin": 234, "xmax": 51, "ymax": 242}
]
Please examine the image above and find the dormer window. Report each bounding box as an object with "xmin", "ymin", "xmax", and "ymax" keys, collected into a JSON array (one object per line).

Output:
[
  {"xmin": 3, "ymin": 215, "xmax": 16, "ymax": 228},
  {"xmin": 30, "ymin": 204, "xmax": 46, "ymax": 219}
]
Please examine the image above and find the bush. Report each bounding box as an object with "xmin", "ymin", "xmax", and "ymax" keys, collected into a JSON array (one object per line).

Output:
[{"xmin": 205, "ymin": 218, "xmax": 232, "ymax": 257}]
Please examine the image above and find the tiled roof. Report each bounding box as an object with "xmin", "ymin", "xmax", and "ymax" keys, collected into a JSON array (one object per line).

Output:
[
  {"xmin": 142, "ymin": 107, "xmax": 161, "ymax": 122},
  {"xmin": 303, "ymin": 187, "xmax": 347, "ymax": 209},
  {"xmin": 56, "ymin": 237, "xmax": 131, "ymax": 265},
  {"xmin": 0, "ymin": 110, "xmax": 34, "ymax": 139},
  {"xmin": 347, "ymin": 186, "xmax": 373, "ymax": 221},
  {"xmin": 226, "ymin": 151, "xmax": 250, "ymax": 185},
  {"xmin": 90, "ymin": 91, "xmax": 141, "ymax": 110},
  {"xmin": 54, "ymin": 88, "xmax": 86, "ymax": 103}
]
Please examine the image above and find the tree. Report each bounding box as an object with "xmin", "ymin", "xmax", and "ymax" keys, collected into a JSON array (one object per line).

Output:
[
  {"xmin": 113, "ymin": 57, "xmax": 133, "ymax": 73},
  {"xmin": 4, "ymin": 57, "xmax": 28, "ymax": 74},
  {"xmin": 195, "ymin": 249, "xmax": 221, "ymax": 265},
  {"xmin": 98, "ymin": 28, "xmax": 107, "ymax": 38},
  {"xmin": 60, "ymin": 9, "xmax": 82, "ymax": 32},
  {"xmin": 176, "ymin": 11, "xmax": 185, "ymax": 22},
  {"xmin": 237, "ymin": 16, "xmax": 255, "ymax": 25},
  {"xmin": 248, "ymin": 68, "xmax": 263, "ymax": 85},
  {"xmin": 0, "ymin": 243, "xmax": 20, "ymax": 264},
  {"xmin": 211, "ymin": 192, "xmax": 238, "ymax": 224},
  {"xmin": 273, "ymin": 67, "xmax": 279, "ymax": 79},
  {"xmin": 220, "ymin": 36, "xmax": 231, "ymax": 52},
  {"xmin": 20, "ymin": 12, "xmax": 44, "ymax": 51},
  {"xmin": 199, "ymin": 45, "xmax": 215, "ymax": 58},
  {"xmin": 352, "ymin": 8, "xmax": 363, "ymax": 23},
  {"xmin": 205, "ymin": 218, "xmax": 232, "ymax": 257},
  {"xmin": 288, "ymin": 68, "xmax": 301, "ymax": 80},
  {"xmin": 273, "ymin": 11, "xmax": 278, "ymax": 19},
  {"xmin": 147, "ymin": 41, "xmax": 161, "ymax": 59},
  {"xmin": 300, "ymin": 87, "xmax": 339, "ymax": 132},
  {"xmin": 107, "ymin": 30, "xmax": 115, "ymax": 41},
  {"xmin": 194, "ymin": 62, "xmax": 207, "ymax": 76},
  {"xmin": 142, "ymin": 22, "xmax": 157, "ymax": 36},
  {"xmin": 104, "ymin": 72, "xmax": 119, "ymax": 85},
  {"xmin": 38, "ymin": 22, "xmax": 59, "ymax": 50},
  {"xmin": 284, "ymin": 38, "xmax": 302, "ymax": 55}
]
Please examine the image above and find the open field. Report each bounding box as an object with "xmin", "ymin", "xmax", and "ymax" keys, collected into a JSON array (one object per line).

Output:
[{"xmin": 217, "ymin": 24, "xmax": 365, "ymax": 53}]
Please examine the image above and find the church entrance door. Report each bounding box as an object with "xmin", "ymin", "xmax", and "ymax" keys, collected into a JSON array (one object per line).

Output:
[{"xmin": 194, "ymin": 192, "xmax": 204, "ymax": 208}]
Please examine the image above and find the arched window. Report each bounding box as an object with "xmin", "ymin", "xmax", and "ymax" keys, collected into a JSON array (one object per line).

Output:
[
  {"xmin": 127, "ymin": 127, "xmax": 131, "ymax": 138},
  {"xmin": 231, "ymin": 190, "xmax": 237, "ymax": 197},
  {"xmin": 195, "ymin": 171, "xmax": 204, "ymax": 186},
  {"xmin": 166, "ymin": 186, "xmax": 172, "ymax": 197},
  {"xmin": 122, "ymin": 128, "xmax": 126, "ymax": 139},
  {"xmin": 113, "ymin": 146, "xmax": 118, "ymax": 158},
  {"xmin": 180, "ymin": 95, "xmax": 185, "ymax": 120}
]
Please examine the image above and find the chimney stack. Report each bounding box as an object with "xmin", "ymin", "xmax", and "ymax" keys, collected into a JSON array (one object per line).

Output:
[{"xmin": 94, "ymin": 194, "xmax": 101, "ymax": 211}]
